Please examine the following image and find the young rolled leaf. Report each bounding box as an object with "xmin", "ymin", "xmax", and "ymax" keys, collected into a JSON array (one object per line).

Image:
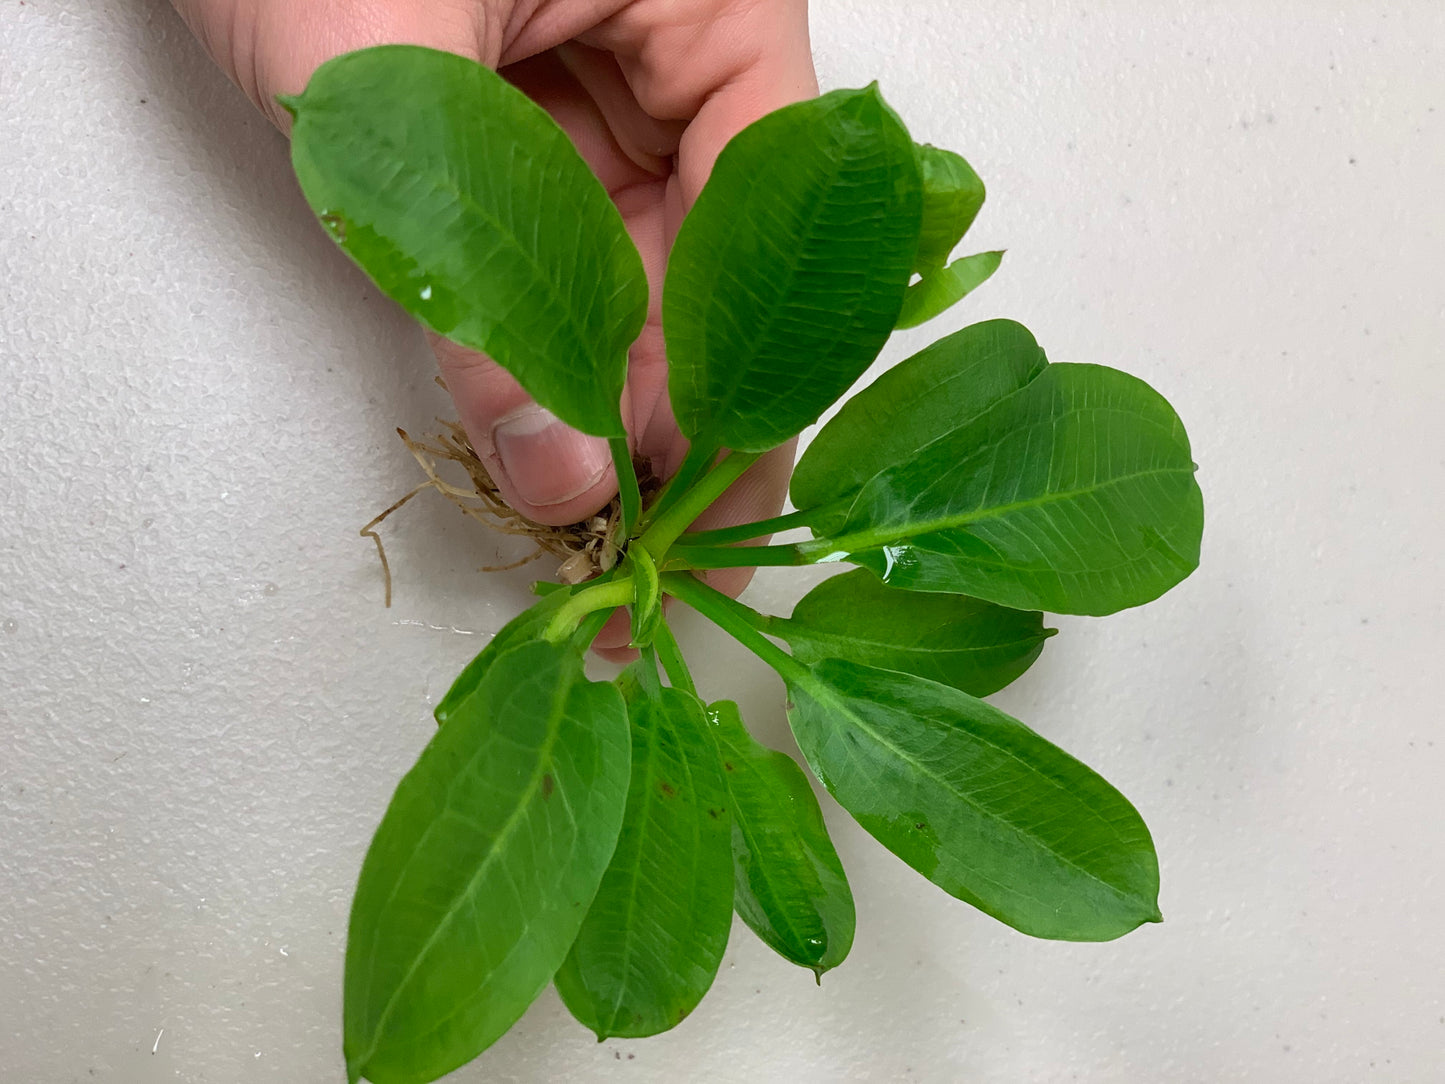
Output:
[
  {"xmin": 554, "ymin": 680, "xmax": 733, "ymax": 1039},
  {"xmin": 791, "ymin": 319, "xmax": 1204, "ymax": 615},
  {"xmin": 895, "ymin": 249, "xmax": 1004, "ymax": 329},
  {"xmin": 283, "ymin": 45, "xmax": 645, "ymax": 438},
  {"xmin": 768, "ymin": 568, "xmax": 1054, "ymax": 697},
  {"xmin": 707, "ymin": 700, "xmax": 855, "ymax": 977},
  {"xmin": 785, "ymin": 658, "xmax": 1161, "ymax": 942},
  {"xmin": 913, "ymin": 143, "xmax": 986, "ymax": 270},
  {"xmin": 344, "ymin": 639, "xmax": 630, "ymax": 1084},
  {"xmin": 628, "ymin": 548, "xmax": 663, "ymax": 648},
  {"xmin": 663, "ymin": 85, "xmax": 923, "ymax": 455}
]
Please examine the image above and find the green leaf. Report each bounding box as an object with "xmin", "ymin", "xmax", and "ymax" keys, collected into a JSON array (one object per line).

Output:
[
  {"xmin": 791, "ymin": 319, "xmax": 1203, "ymax": 615},
  {"xmin": 770, "ymin": 568, "xmax": 1054, "ymax": 697},
  {"xmin": 432, "ymin": 589, "xmax": 570, "ymax": 725},
  {"xmin": 793, "ymin": 319, "xmax": 1047, "ymax": 520},
  {"xmin": 785, "ymin": 659, "xmax": 1161, "ymax": 941},
  {"xmin": 895, "ymin": 250, "xmax": 1003, "ymax": 330},
  {"xmin": 344, "ymin": 639, "xmax": 631, "ymax": 1084},
  {"xmin": 913, "ymin": 143, "xmax": 986, "ymax": 271},
  {"xmin": 707, "ymin": 700, "xmax": 855, "ymax": 977},
  {"xmin": 285, "ymin": 45, "xmax": 645, "ymax": 437},
  {"xmin": 554, "ymin": 683, "xmax": 733, "ymax": 1039},
  {"xmin": 663, "ymin": 85, "xmax": 923, "ymax": 455}
]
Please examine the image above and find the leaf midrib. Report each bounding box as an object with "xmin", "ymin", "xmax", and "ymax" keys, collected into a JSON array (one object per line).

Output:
[{"xmin": 813, "ymin": 464, "xmax": 1197, "ymax": 560}]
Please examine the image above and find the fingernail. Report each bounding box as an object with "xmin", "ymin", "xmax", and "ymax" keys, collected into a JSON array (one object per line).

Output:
[{"xmin": 491, "ymin": 403, "xmax": 611, "ymax": 508}]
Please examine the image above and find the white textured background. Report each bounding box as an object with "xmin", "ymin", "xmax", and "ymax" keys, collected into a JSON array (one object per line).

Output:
[{"xmin": 3, "ymin": 1, "xmax": 1443, "ymax": 1081}]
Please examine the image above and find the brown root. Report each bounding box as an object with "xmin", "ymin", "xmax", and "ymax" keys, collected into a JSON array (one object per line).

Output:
[{"xmin": 361, "ymin": 418, "xmax": 659, "ymax": 606}]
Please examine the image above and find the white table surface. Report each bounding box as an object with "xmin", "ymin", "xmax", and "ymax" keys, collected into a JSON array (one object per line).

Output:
[{"xmin": 3, "ymin": 1, "xmax": 1442, "ymax": 1080}]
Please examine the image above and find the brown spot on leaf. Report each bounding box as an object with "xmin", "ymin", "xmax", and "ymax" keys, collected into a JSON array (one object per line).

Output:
[
  {"xmin": 723, "ymin": 762, "xmax": 735, "ymax": 772},
  {"xmin": 708, "ymin": 808, "xmax": 720, "ymax": 819},
  {"xmin": 542, "ymin": 774, "xmax": 554, "ymax": 799},
  {"xmin": 659, "ymin": 782, "xmax": 677, "ymax": 798}
]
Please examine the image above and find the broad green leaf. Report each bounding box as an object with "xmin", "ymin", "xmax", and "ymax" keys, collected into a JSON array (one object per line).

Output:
[
  {"xmin": 663, "ymin": 85, "xmax": 923, "ymax": 454},
  {"xmin": 914, "ymin": 144, "xmax": 986, "ymax": 271},
  {"xmin": 432, "ymin": 589, "xmax": 569, "ymax": 725},
  {"xmin": 792, "ymin": 319, "xmax": 1203, "ymax": 615},
  {"xmin": 895, "ymin": 250, "xmax": 1004, "ymax": 329},
  {"xmin": 786, "ymin": 659, "xmax": 1161, "ymax": 941},
  {"xmin": 769, "ymin": 568, "xmax": 1054, "ymax": 697},
  {"xmin": 707, "ymin": 700, "xmax": 855, "ymax": 977},
  {"xmin": 555, "ymin": 684, "xmax": 733, "ymax": 1039},
  {"xmin": 344, "ymin": 640, "xmax": 630, "ymax": 1084},
  {"xmin": 284, "ymin": 46, "xmax": 645, "ymax": 437}
]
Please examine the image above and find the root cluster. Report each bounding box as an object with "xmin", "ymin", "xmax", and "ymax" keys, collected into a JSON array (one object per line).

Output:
[{"xmin": 361, "ymin": 419, "xmax": 655, "ymax": 606}]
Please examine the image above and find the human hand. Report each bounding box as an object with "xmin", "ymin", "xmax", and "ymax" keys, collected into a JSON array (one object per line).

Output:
[{"xmin": 172, "ymin": 0, "xmax": 817, "ymax": 649}]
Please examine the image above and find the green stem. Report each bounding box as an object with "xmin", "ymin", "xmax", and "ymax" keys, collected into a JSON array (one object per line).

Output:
[
  {"xmin": 639, "ymin": 450, "xmax": 762, "ymax": 562},
  {"xmin": 652, "ymin": 620, "xmax": 697, "ymax": 697},
  {"xmin": 609, "ymin": 436, "xmax": 640, "ymax": 539},
  {"xmin": 638, "ymin": 441, "xmax": 716, "ymax": 531},
  {"xmin": 659, "ymin": 573, "xmax": 808, "ymax": 684},
  {"xmin": 665, "ymin": 542, "xmax": 818, "ymax": 571},
  {"xmin": 669, "ymin": 507, "xmax": 818, "ymax": 548},
  {"xmin": 543, "ymin": 576, "xmax": 635, "ymax": 644}
]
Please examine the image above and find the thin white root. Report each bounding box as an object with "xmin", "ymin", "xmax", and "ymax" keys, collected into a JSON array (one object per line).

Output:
[{"xmin": 360, "ymin": 422, "xmax": 653, "ymax": 605}]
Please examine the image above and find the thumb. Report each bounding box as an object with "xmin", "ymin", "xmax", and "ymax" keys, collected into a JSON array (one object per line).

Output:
[{"xmin": 427, "ymin": 333, "xmax": 623, "ymax": 527}]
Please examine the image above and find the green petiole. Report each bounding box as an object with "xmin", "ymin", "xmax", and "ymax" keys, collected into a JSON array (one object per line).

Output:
[
  {"xmin": 543, "ymin": 576, "xmax": 636, "ymax": 644},
  {"xmin": 638, "ymin": 450, "xmax": 761, "ymax": 562},
  {"xmin": 667, "ymin": 506, "xmax": 820, "ymax": 548},
  {"xmin": 665, "ymin": 543, "xmax": 815, "ymax": 571},
  {"xmin": 635, "ymin": 441, "xmax": 715, "ymax": 532},
  {"xmin": 651, "ymin": 620, "xmax": 697, "ymax": 697},
  {"xmin": 658, "ymin": 572, "xmax": 809, "ymax": 685},
  {"xmin": 610, "ymin": 437, "xmax": 641, "ymax": 538}
]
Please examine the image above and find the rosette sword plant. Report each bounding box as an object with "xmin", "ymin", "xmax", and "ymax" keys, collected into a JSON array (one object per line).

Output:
[{"xmin": 282, "ymin": 46, "xmax": 1204, "ymax": 1084}]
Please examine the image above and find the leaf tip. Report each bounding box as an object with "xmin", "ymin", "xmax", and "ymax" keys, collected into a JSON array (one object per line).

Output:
[{"xmin": 275, "ymin": 92, "xmax": 301, "ymax": 119}]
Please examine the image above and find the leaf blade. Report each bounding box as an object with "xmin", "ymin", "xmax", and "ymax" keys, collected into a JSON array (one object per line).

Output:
[
  {"xmin": 913, "ymin": 143, "xmax": 986, "ymax": 270},
  {"xmin": 773, "ymin": 568, "xmax": 1053, "ymax": 697},
  {"xmin": 786, "ymin": 659, "xmax": 1161, "ymax": 942},
  {"xmin": 895, "ymin": 249, "xmax": 1004, "ymax": 329},
  {"xmin": 793, "ymin": 320, "xmax": 1203, "ymax": 615},
  {"xmin": 707, "ymin": 700, "xmax": 855, "ymax": 976},
  {"xmin": 554, "ymin": 684, "xmax": 733, "ymax": 1039},
  {"xmin": 344, "ymin": 640, "xmax": 631, "ymax": 1083},
  {"xmin": 663, "ymin": 85, "xmax": 923, "ymax": 454},
  {"xmin": 432, "ymin": 589, "xmax": 570, "ymax": 726},
  {"xmin": 792, "ymin": 319, "xmax": 1048, "ymax": 526},
  {"xmin": 286, "ymin": 45, "xmax": 645, "ymax": 437}
]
